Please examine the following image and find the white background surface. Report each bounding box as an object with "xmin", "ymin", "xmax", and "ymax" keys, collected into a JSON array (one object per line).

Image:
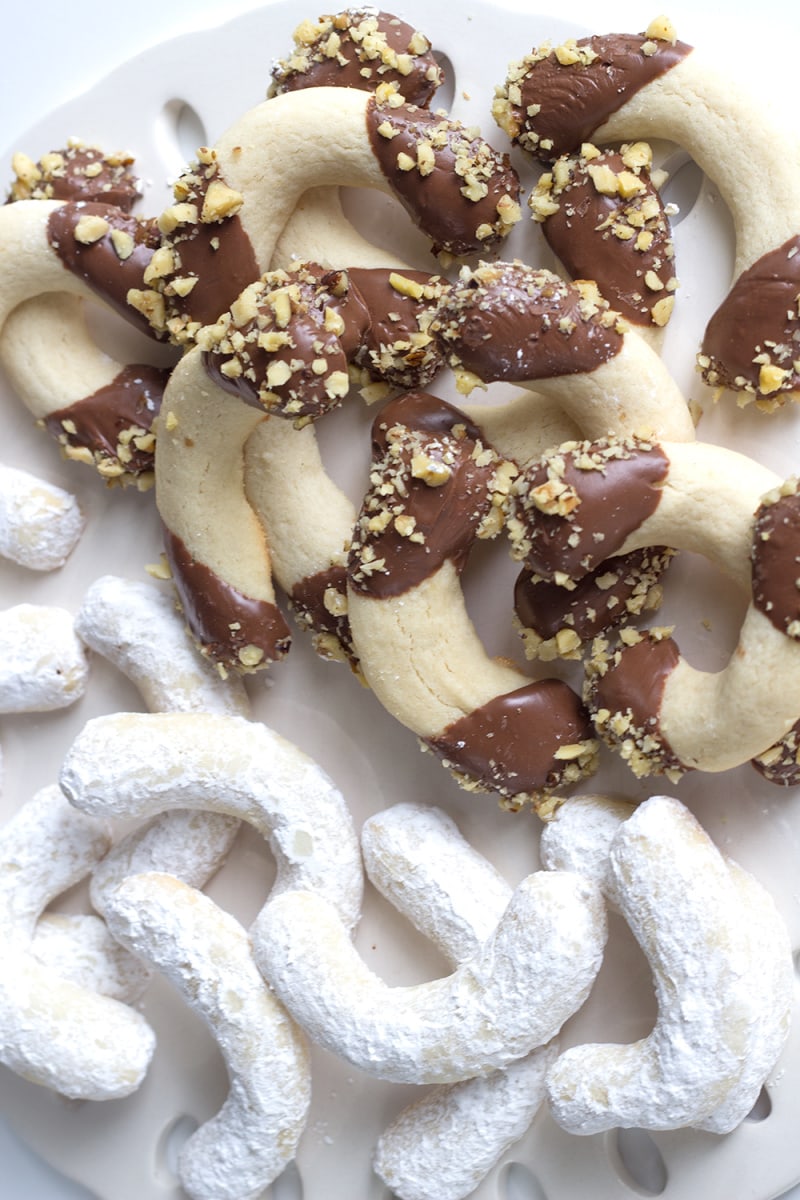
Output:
[{"xmin": 3, "ymin": 0, "xmax": 800, "ymax": 1198}]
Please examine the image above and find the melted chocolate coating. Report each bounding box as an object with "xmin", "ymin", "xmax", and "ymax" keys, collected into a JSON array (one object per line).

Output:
[
  {"xmin": 701, "ymin": 235, "xmax": 800, "ymax": 398},
  {"xmin": 348, "ymin": 390, "xmax": 499, "ymax": 598},
  {"xmin": 503, "ymin": 33, "xmax": 691, "ymax": 162},
  {"xmin": 271, "ymin": 10, "xmax": 443, "ymax": 106},
  {"xmin": 587, "ymin": 631, "xmax": 685, "ymax": 776},
  {"xmin": 425, "ymin": 679, "xmax": 596, "ymax": 801},
  {"xmin": 366, "ymin": 97, "xmax": 520, "ymax": 256},
  {"xmin": 8, "ymin": 144, "xmax": 140, "ymax": 210},
  {"xmin": 537, "ymin": 148, "xmax": 676, "ymax": 326},
  {"xmin": 44, "ymin": 364, "xmax": 169, "ymax": 478},
  {"xmin": 751, "ymin": 488, "xmax": 800, "ymax": 638},
  {"xmin": 289, "ymin": 564, "xmax": 357, "ymax": 666},
  {"xmin": 48, "ymin": 201, "xmax": 161, "ymax": 337},
  {"xmin": 434, "ymin": 262, "xmax": 623, "ymax": 381},
  {"xmin": 163, "ymin": 527, "xmax": 291, "ymax": 670},
  {"xmin": 514, "ymin": 439, "xmax": 669, "ymax": 580},
  {"xmin": 515, "ymin": 546, "xmax": 672, "ymax": 643}
]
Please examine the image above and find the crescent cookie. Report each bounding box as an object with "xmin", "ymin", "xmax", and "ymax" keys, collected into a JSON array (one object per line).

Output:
[
  {"xmin": 506, "ymin": 433, "xmax": 800, "ymax": 778},
  {"xmin": 492, "ymin": 18, "xmax": 800, "ymax": 406},
  {"xmin": 1, "ymin": 150, "xmax": 169, "ymax": 483},
  {"xmin": 154, "ymin": 348, "xmax": 291, "ymax": 674},
  {"xmin": 541, "ymin": 794, "xmax": 793, "ymax": 1134},
  {"xmin": 0, "ymin": 785, "xmax": 155, "ymax": 1099},
  {"xmin": 346, "ymin": 389, "xmax": 599, "ymax": 810},
  {"xmin": 252, "ymin": 870, "xmax": 605, "ymax": 1085},
  {"xmin": 59, "ymin": 710, "xmax": 363, "ymax": 931},
  {"xmin": 363, "ymin": 803, "xmax": 557, "ymax": 1200},
  {"xmin": 103, "ymin": 872, "xmax": 311, "ymax": 1200}
]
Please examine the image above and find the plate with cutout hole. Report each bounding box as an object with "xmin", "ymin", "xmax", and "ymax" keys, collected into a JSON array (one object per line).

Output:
[{"xmin": 3, "ymin": 2, "xmax": 800, "ymax": 1199}]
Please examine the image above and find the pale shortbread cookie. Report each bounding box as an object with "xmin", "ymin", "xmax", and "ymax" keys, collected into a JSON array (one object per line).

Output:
[
  {"xmin": 103, "ymin": 871, "xmax": 311, "ymax": 1200},
  {"xmin": 542, "ymin": 794, "xmax": 793, "ymax": 1134},
  {"xmin": 493, "ymin": 24, "xmax": 800, "ymax": 405},
  {"xmin": 0, "ymin": 785, "xmax": 155, "ymax": 1099},
  {"xmin": 60, "ymin": 711, "xmax": 363, "ymax": 931},
  {"xmin": 253, "ymin": 870, "xmax": 605, "ymax": 1085},
  {"xmin": 75, "ymin": 573, "xmax": 250, "ymax": 715},
  {"xmin": 0, "ymin": 200, "xmax": 168, "ymax": 483},
  {"xmin": 0, "ymin": 603, "xmax": 88, "ymax": 712},
  {"xmin": 0, "ymin": 294, "xmax": 167, "ymax": 488},
  {"xmin": 433, "ymin": 261, "xmax": 695, "ymax": 443},
  {"xmin": 508, "ymin": 434, "xmax": 800, "ymax": 777},
  {"xmin": 154, "ymin": 348, "xmax": 291, "ymax": 674},
  {"xmin": 346, "ymin": 391, "xmax": 598, "ymax": 811},
  {"xmin": 363, "ymin": 802, "xmax": 557, "ymax": 1200},
  {"xmin": 0, "ymin": 461, "xmax": 84, "ymax": 570}
]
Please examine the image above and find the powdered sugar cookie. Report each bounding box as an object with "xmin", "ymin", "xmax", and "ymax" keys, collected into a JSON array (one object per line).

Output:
[
  {"xmin": 253, "ymin": 870, "xmax": 604, "ymax": 1085},
  {"xmin": 0, "ymin": 603, "xmax": 88, "ymax": 713},
  {"xmin": 543, "ymin": 794, "xmax": 793, "ymax": 1134},
  {"xmin": 0, "ymin": 462, "xmax": 84, "ymax": 570},
  {"xmin": 103, "ymin": 871, "xmax": 311, "ymax": 1200},
  {"xmin": 0, "ymin": 785, "xmax": 155, "ymax": 1099}
]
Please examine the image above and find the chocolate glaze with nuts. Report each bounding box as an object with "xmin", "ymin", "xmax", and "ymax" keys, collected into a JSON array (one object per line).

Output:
[
  {"xmin": 8, "ymin": 144, "xmax": 140, "ymax": 209},
  {"xmin": 586, "ymin": 630, "xmax": 685, "ymax": 777},
  {"xmin": 533, "ymin": 147, "xmax": 676, "ymax": 327},
  {"xmin": 48, "ymin": 201, "xmax": 161, "ymax": 337},
  {"xmin": 700, "ymin": 235, "xmax": 800, "ymax": 400},
  {"xmin": 289, "ymin": 564, "xmax": 357, "ymax": 667},
  {"xmin": 346, "ymin": 267, "xmax": 444, "ymax": 389},
  {"xmin": 203, "ymin": 263, "xmax": 445, "ymax": 419},
  {"xmin": 751, "ymin": 486, "xmax": 800, "ymax": 638},
  {"xmin": 348, "ymin": 390, "xmax": 502, "ymax": 598},
  {"xmin": 752, "ymin": 719, "xmax": 800, "ymax": 787},
  {"xmin": 204, "ymin": 266, "xmax": 352, "ymax": 422},
  {"xmin": 498, "ymin": 32, "xmax": 692, "ymax": 162},
  {"xmin": 434, "ymin": 262, "xmax": 624, "ymax": 382},
  {"xmin": 156, "ymin": 163, "xmax": 260, "ymax": 342},
  {"xmin": 271, "ymin": 10, "xmax": 443, "ymax": 106},
  {"xmin": 514, "ymin": 546, "xmax": 673, "ymax": 646},
  {"xmin": 510, "ymin": 437, "xmax": 669, "ymax": 580},
  {"xmin": 44, "ymin": 364, "xmax": 169, "ymax": 482},
  {"xmin": 163, "ymin": 526, "xmax": 291, "ymax": 671},
  {"xmin": 425, "ymin": 679, "xmax": 597, "ymax": 804},
  {"xmin": 366, "ymin": 97, "xmax": 520, "ymax": 257}
]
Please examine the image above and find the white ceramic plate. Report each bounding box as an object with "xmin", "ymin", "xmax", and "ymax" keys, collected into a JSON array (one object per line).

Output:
[{"xmin": 3, "ymin": 2, "xmax": 800, "ymax": 1198}]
